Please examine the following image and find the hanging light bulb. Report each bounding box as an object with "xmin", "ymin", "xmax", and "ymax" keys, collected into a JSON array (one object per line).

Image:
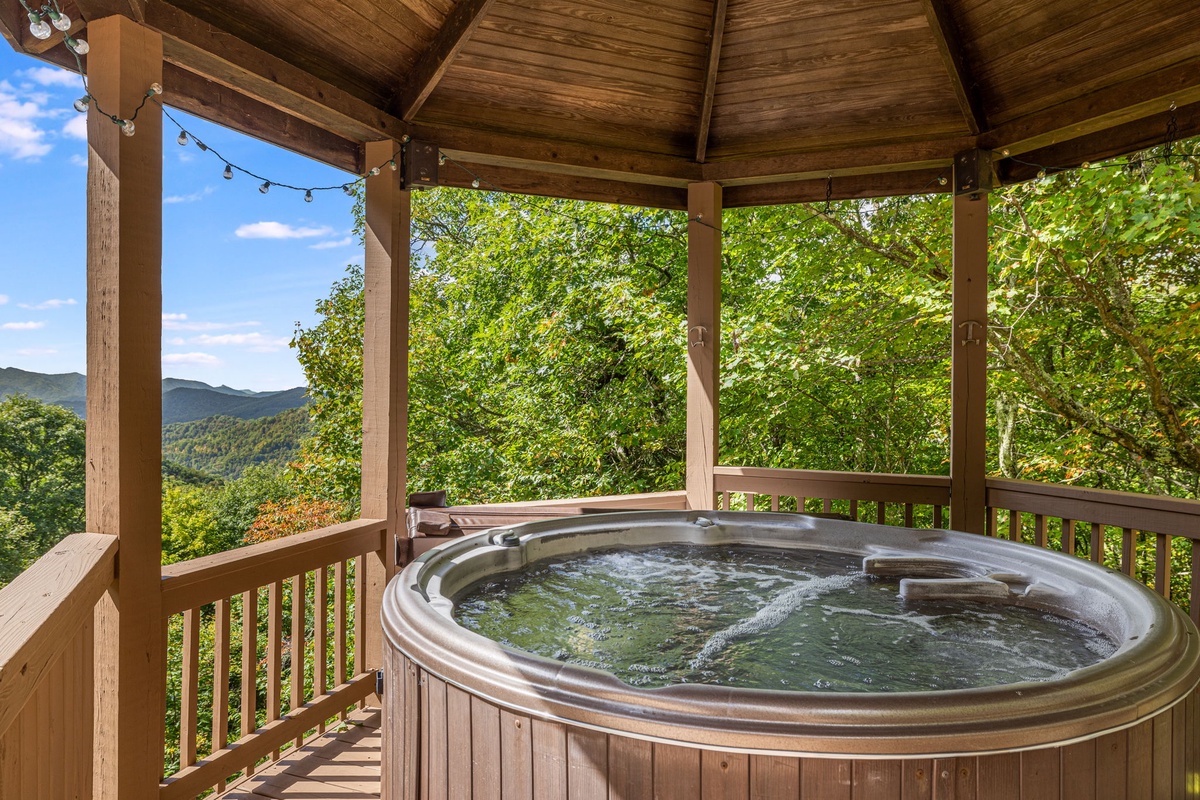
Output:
[
  {"xmin": 73, "ymin": 95, "xmax": 90, "ymax": 113},
  {"xmin": 223, "ymin": 164, "xmax": 233, "ymax": 180},
  {"xmin": 368, "ymin": 167, "xmax": 380, "ymax": 177},
  {"xmin": 46, "ymin": 7, "xmax": 71, "ymax": 31},
  {"xmin": 176, "ymin": 130, "xmax": 188, "ymax": 146},
  {"xmin": 438, "ymin": 153, "xmax": 446, "ymax": 166},
  {"xmin": 148, "ymin": 82, "xmax": 163, "ymax": 96},
  {"xmin": 64, "ymin": 35, "xmax": 88, "ymax": 54},
  {"xmin": 1037, "ymin": 169, "xmax": 1047, "ymax": 179},
  {"xmin": 471, "ymin": 178, "xmax": 480, "ymax": 188},
  {"xmin": 259, "ymin": 181, "xmax": 271, "ymax": 194},
  {"xmin": 119, "ymin": 119, "xmax": 135, "ymax": 137},
  {"xmin": 937, "ymin": 176, "xmax": 948, "ymax": 186},
  {"xmin": 342, "ymin": 184, "xmax": 355, "ymax": 197},
  {"xmin": 304, "ymin": 190, "xmax": 314, "ymax": 203},
  {"xmin": 28, "ymin": 12, "xmax": 51, "ymax": 39},
  {"xmin": 1081, "ymin": 161, "xmax": 1090, "ymax": 169},
  {"xmin": 388, "ymin": 159, "xmax": 397, "ymax": 171}
]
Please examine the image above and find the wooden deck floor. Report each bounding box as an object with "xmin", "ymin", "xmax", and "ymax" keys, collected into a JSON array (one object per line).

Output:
[{"xmin": 218, "ymin": 709, "xmax": 381, "ymax": 800}]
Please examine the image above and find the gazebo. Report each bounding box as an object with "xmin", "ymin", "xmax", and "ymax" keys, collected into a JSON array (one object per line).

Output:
[{"xmin": 1, "ymin": 0, "xmax": 1199, "ymax": 798}]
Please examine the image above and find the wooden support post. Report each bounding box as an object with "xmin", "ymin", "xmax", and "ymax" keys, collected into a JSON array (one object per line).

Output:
[
  {"xmin": 686, "ymin": 182, "xmax": 722, "ymax": 510},
  {"xmin": 85, "ymin": 15, "xmax": 164, "ymax": 800},
  {"xmin": 361, "ymin": 139, "xmax": 408, "ymax": 689},
  {"xmin": 949, "ymin": 149, "xmax": 990, "ymax": 534}
]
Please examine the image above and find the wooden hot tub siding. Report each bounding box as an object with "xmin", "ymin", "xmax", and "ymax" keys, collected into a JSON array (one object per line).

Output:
[{"xmin": 384, "ymin": 651, "xmax": 1200, "ymax": 800}]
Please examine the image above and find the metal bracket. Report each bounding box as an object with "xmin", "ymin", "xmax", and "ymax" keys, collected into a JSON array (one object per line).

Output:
[
  {"xmin": 958, "ymin": 320, "xmax": 982, "ymax": 345},
  {"xmin": 689, "ymin": 326, "xmax": 708, "ymax": 348},
  {"xmin": 376, "ymin": 669, "xmax": 384, "ymax": 697}
]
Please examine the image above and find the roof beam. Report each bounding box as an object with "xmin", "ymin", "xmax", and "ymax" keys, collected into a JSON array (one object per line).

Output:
[
  {"xmin": 694, "ymin": 0, "xmax": 728, "ymax": 163},
  {"xmin": 722, "ymin": 168, "xmax": 950, "ymax": 208},
  {"xmin": 982, "ymin": 57, "xmax": 1200, "ymax": 157},
  {"xmin": 919, "ymin": 0, "xmax": 986, "ymax": 135},
  {"xmin": 436, "ymin": 158, "xmax": 688, "ymax": 210},
  {"xmin": 393, "ymin": 0, "xmax": 499, "ymax": 121}
]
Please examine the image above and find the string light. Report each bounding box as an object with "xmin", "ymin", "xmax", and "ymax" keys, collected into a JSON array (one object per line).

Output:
[
  {"xmin": 471, "ymin": 178, "xmax": 480, "ymax": 188},
  {"xmin": 223, "ymin": 164, "xmax": 233, "ymax": 180},
  {"xmin": 27, "ymin": 12, "xmax": 50, "ymax": 39},
  {"xmin": 176, "ymin": 130, "xmax": 188, "ymax": 146},
  {"xmin": 304, "ymin": 190, "xmax": 314, "ymax": 203},
  {"xmin": 45, "ymin": 5, "xmax": 69, "ymax": 31},
  {"xmin": 73, "ymin": 95, "xmax": 90, "ymax": 112},
  {"xmin": 259, "ymin": 181, "xmax": 271, "ymax": 194},
  {"xmin": 63, "ymin": 34, "xmax": 87, "ymax": 54},
  {"xmin": 119, "ymin": 120, "xmax": 134, "ymax": 137}
]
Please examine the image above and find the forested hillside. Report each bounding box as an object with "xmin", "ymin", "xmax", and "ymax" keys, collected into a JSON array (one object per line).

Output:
[{"xmin": 162, "ymin": 407, "xmax": 309, "ymax": 479}]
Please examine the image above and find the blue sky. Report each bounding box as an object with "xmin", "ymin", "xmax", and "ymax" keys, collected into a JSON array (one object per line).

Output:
[{"xmin": 0, "ymin": 45, "xmax": 363, "ymax": 391}]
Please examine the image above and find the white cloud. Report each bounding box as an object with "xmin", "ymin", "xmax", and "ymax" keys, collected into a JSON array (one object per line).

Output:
[
  {"xmin": 19, "ymin": 298, "xmax": 76, "ymax": 310},
  {"xmin": 21, "ymin": 67, "xmax": 78, "ymax": 88},
  {"xmin": 235, "ymin": 221, "xmax": 333, "ymax": 240},
  {"xmin": 164, "ymin": 187, "xmax": 214, "ymax": 205},
  {"xmin": 16, "ymin": 347, "xmax": 57, "ymax": 356},
  {"xmin": 164, "ymin": 318, "xmax": 262, "ymax": 332},
  {"xmin": 163, "ymin": 352, "xmax": 220, "ymax": 366},
  {"xmin": 61, "ymin": 115, "xmax": 86, "ymax": 141},
  {"xmin": 2, "ymin": 321, "xmax": 46, "ymax": 330},
  {"xmin": 310, "ymin": 236, "xmax": 353, "ymax": 250},
  {"xmin": 69, "ymin": 153, "xmax": 86, "ymax": 167},
  {"xmin": 163, "ymin": 313, "xmax": 189, "ymax": 321},
  {"xmin": 166, "ymin": 337, "xmax": 186, "ymax": 346},
  {"xmin": 0, "ymin": 295, "xmax": 7, "ymax": 305},
  {"xmin": 191, "ymin": 332, "xmax": 289, "ymax": 352},
  {"xmin": 0, "ymin": 80, "xmax": 52, "ymax": 160}
]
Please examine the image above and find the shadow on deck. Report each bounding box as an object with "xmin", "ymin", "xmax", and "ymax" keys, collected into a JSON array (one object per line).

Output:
[{"xmin": 219, "ymin": 709, "xmax": 381, "ymax": 800}]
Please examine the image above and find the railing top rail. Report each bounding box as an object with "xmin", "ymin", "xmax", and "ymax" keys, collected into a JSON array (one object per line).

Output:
[
  {"xmin": 986, "ymin": 477, "xmax": 1200, "ymax": 538},
  {"xmin": 454, "ymin": 490, "xmax": 689, "ymax": 511},
  {"xmin": 160, "ymin": 517, "xmax": 385, "ymax": 617},
  {"xmin": 714, "ymin": 466, "xmax": 951, "ymax": 504},
  {"xmin": 0, "ymin": 531, "xmax": 117, "ymax": 736}
]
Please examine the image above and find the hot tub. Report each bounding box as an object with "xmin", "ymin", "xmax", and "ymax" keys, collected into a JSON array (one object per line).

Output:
[{"xmin": 381, "ymin": 511, "xmax": 1200, "ymax": 799}]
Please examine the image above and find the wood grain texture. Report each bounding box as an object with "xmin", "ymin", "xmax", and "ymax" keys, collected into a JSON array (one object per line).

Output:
[
  {"xmin": 654, "ymin": 743, "xmax": 701, "ymax": 800},
  {"xmin": 84, "ymin": 17, "xmax": 165, "ymax": 800},
  {"xmin": 180, "ymin": 608, "xmax": 201, "ymax": 768},
  {"xmin": 448, "ymin": 685, "xmax": 473, "ymax": 800},
  {"xmin": 801, "ymin": 758, "xmax": 851, "ymax": 799},
  {"xmin": 701, "ymin": 750, "xmax": 748, "ymax": 800},
  {"xmin": 566, "ymin": 727, "xmax": 607, "ymax": 800},
  {"xmin": 607, "ymin": 735, "xmax": 652, "ymax": 800},
  {"xmin": 396, "ymin": 0, "xmax": 500, "ymax": 120},
  {"xmin": 694, "ymin": 0, "xmax": 727, "ymax": 162},
  {"xmin": 685, "ymin": 182, "xmax": 722, "ymax": 510},
  {"xmin": 949, "ymin": 162, "xmax": 989, "ymax": 534},
  {"xmin": 750, "ymin": 755, "xmax": 799, "ymax": 800}
]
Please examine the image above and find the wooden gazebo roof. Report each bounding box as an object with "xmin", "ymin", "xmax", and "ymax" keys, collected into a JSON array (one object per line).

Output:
[{"xmin": 4, "ymin": 0, "xmax": 1199, "ymax": 208}]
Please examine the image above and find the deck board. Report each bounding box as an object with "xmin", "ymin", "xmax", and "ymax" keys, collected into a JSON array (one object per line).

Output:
[{"xmin": 217, "ymin": 709, "xmax": 381, "ymax": 800}]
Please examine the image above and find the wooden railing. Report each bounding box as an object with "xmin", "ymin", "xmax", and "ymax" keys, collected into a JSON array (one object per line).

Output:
[
  {"xmin": 0, "ymin": 533, "xmax": 118, "ymax": 800},
  {"xmin": 713, "ymin": 466, "xmax": 952, "ymax": 528},
  {"xmin": 158, "ymin": 518, "xmax": 387, "ymax": 800},
  {"xmin": 986, "ymin": 478, "xmax": 1200, "ymax": 625}
]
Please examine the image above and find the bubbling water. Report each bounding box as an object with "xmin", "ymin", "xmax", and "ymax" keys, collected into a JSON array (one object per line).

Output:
[{"xmin": 454, "ymin": 544, "xmax": 1118, "ymax": 692}]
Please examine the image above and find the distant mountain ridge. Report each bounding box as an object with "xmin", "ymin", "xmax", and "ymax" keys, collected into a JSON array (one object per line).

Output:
[{"xmin": 0, "ymin": 367, "xmax": 309, "ymax": 424}]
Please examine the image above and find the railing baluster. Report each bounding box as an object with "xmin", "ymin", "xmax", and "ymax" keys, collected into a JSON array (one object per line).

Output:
[
  {"xmin": 355, "ymin": 553, "xmax": 367, "ymax": 709},
  {"xmin": 1008, "ymin": 510, "xmax": 1020, "ymax": 542},
  {"xmin": 1156, "ymin": 533, "xmax": 1172, "ymax": 600},
  {"xmin": 1090, "ymin": 523, "xmax": 1103, "ymax": 564},
  {"xmin": 849, "ymin": 499, "xmax": 858, "ymax": 521},
  {"xmin": 316, "ymin": 564, "xmax": 328, "ymax": 733},
  {"xmin": 722, "ymin": 491, "xmax": 731, "ymax": 511},
  {"xmin": 903, "ymin": 504, "xmax": 913, "ymax": 528},
  {"xmin": 1034, "ymin": 514, "xmax": 1047, "ymax": 549},
  {"xmin": 876, "ymin": 501, "xmax": 886, "ymax": 525},
  {"xmin": 240, "ymin": 588, "xmax": 258, "ymax": 776},
  {"xmin": 770, "ymin": 494, "xmax": 779, "ymax": 512},
  {"xmin": 335, "ymin": 559, "xmax": 348, "ymax": 722},
  {"xmin": 1122, "ymin": 528, "xmax": 1135, "ymax": 576},
  {"xmin": 268, "ymin": 579, "xmax": 283, "ymax": 759},
  {"xmin": 212, "ymin": 597, "xmax": 230, "ymax": 791},
  {"xmin": 746, "ymin": 492, "xmax": 756, "ymax": 511},
  {"xmin": 181, "ymin": 608, "xmax": 200, "ymax": 769},
  {"xmin": 933, "ymin": 505, "xmax": 943, "ymax": 529},
  {"xmin": 1191, "ymin": 542, "xmax": 1199, "ymax": 627},
  {"xmin": 822, "ymin": 498, "xmax": 833, "ymax": 514},
  {"xmin": 1063, "ymin": 519, "xmax": 1076, "ymax": 555},
  {"xmin": 986, "ymin": 507, "xmax": 996, "ymax": 537},
  {"xmin": 291, "ymin": 572, "xmax": 307, "ymax": 747}
]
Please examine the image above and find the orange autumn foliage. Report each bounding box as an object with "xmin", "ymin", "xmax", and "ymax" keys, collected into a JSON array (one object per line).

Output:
[{"xmin": 243, "ymin": 496, "xmax": 350, "ymax": 543}]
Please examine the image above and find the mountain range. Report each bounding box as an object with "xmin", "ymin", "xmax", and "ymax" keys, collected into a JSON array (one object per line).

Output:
[{"xmin": 0, "ymin": 367, "xmax": 309, "ymax": 425}]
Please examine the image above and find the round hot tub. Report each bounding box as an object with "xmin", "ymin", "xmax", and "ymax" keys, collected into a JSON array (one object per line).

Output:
[{"xmin": 382, "ymin": 511, "xmax": 1200, "ymax": 799}]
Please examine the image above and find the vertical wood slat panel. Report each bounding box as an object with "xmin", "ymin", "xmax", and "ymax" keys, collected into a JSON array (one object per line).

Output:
[
  {"xmin": 212, "ymin": 597, "xmax": 231, "ymax": 791},
  {"xmin": 770, "ymin": 494, "xmax": 780, "ymax": 512},
  {"xmin": 1094, "ymin": 729, "xmax": 1127, "ymax": 800},
  {"xmin": 1091, "ymin": 523, "xmax": 1104, "ymax": 564},
  {"xmin": 849, "ymin": 499, "xmax": 859, "ymax": 521},
  {"xmin": 240, "ymin": 586, "xmax": 258, "ymax": 778},
  {"xmin": 336, "ymin": 558, "xmax": 349, "ymax": 720},
  {"xmin": 500, "ymin": 709, "xmax": 533, "ymax": 800},
  {"xmin": 1063, "ymin": 518, "xmax": 1076, "ymax": 555},
  {"xmin": 900, "ymin": 758, "xmax": 932, "ymax": 800},
  {"xmin": 1193, "ymin": 541, "xmax": 1200, "ymax": 627},
  {"xmin": 1020, "ymin": 749, "xmax": 1058, "ymax": 800},
  {"xmin": 355, "ymin": 553, "xmax": 367, "ymax": 681},
  {"xmin": 1009, "ymin": 511, "xmax": 1021, "ymax": 541},
  {"xmin": 531, "ymin": 719, "xmax": 566, "ymax": 799},
  {"xmin": 1127, "ymin": 719, "xmax": 1153, "ymax": 798},
  {"xmin": 750, "ymin": 755, "xmax": 799, "ymax": 800},
  {"xmin": 701, "ymin": 751, "xmax": 748, "ymax": 800},
  {"xmin": 1061, "ymin": 740, "xmax": 1097, "ymax": 800},
  {"xmin": 471, "ymin": 697, "xmax": 501, "ymax": 800},
  {"xmin": 802, "ymin": 758, "xmax": 851, "ymax": 799},
  {"xmin": 823, "ymin": 498, "xmax": 833, "ymax": 514},
  {"xmin": 268, "ymin": 579, "xmax": 284, "ymax": 759},
  {"xmin": 986, "ymin": 506, "xmax": 997, "ymax": 537},
  {"xmin": 933, "ymin": 505, "xmax": 943, "ymax": 529},
  {"xmin": 903, "ymin": 504, "xmax": 914, "ymax": 528},
  {"xmin": 878, "ymin": 501, "xmax": 887, "ymax": 525},
  {"xmin": 1172, "ymin": 700, "xmax": 1186, "ymax": 800},
  {"xmin": 1152, "ymin": 712, "xmax": 1172, "ymax": 800},
  {"xmin": 654, "ymin": 743, "xmax": 701, "ymax": 800},
  {"xmin": 291, "ymin": 572, "xmax": 307, "ymax": 747},
  {"xmin": 567, "ymin": 727, "xmax": 607, "ymax": 800},
  {"xmin": 609, "ymin": 737, "xmax": 653, "ymax": 800},
  {"xmin": 447, "ymin": 685, "xmax": 474, "ymax": 800},
  {"xmin": 852, "ymin": 760, "xmax": 901, "ymax": 799},
  {"xmin": 420, "ymin": 665, "xmax": 430, "ymax": 800},
  {"xmin": 1034, "ymin": 514, "xmax": 1047, "ymax": 548},
  {"xmin": 1122, "ymin": 529, "xmax": 1136, "ymax": 577},
  {"xmin": 428, "ymin": 675, "xmax": 449, "ymax": 800},
  {"xmin": 180, "ymin": 607, "xmax": 200, "ymax": 769},
  {"xmin": 316, "ymin": 565, "xmax": 328, "ymax": 733},
  {"xmin": 746, "ymin": 492, "xmax": 757, "ymax": 511}
]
